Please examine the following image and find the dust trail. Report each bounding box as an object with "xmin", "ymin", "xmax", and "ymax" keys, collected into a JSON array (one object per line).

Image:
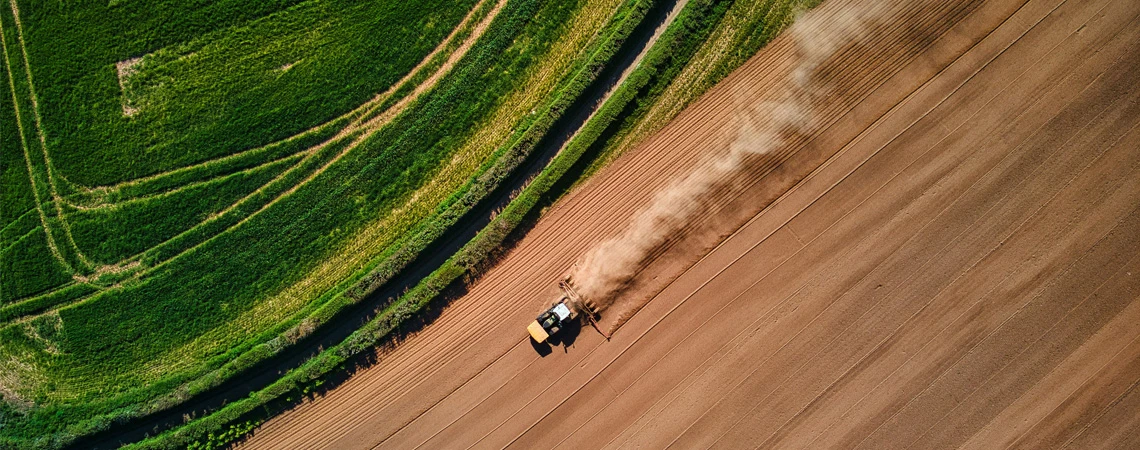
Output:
[{"xmin": 569, "ymin": 0, "xmax": 885, "ymax": 307}]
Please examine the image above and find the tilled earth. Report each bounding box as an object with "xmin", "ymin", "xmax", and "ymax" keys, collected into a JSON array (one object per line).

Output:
[{"xmin": 241, "ymin": 0, "xmax": 1140, "ymax": 447}]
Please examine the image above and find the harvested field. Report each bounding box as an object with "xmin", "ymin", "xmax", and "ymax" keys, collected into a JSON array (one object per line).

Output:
[{"xmin": 242, "ymin": 0, "xmax": 1140, "ymax": 448}]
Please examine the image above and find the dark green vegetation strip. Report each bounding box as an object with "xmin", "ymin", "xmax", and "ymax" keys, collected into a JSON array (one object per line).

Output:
[
  {"xmin": 0, "ymin": 2, "xmax": 77, "ymax": 296},
  {"xmin": 63, "ymin": 121, "xmax": 346, "ymax": 209},
  {"xmin": 0, "ymin": 283, "xmax": 96, "ymax": 325},
  {"xmin": 68, "ymin": 155, "xmax": 301, "ymax": 265}
]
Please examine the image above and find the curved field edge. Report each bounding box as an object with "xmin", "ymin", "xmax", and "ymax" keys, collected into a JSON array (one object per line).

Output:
[
  {"xmin": 0, "ymin": 0, "xmax": 642, "ymax": 447},
  {"xmin": 130, "ymin": 0, "xmax": 811, "ymax": 448}
]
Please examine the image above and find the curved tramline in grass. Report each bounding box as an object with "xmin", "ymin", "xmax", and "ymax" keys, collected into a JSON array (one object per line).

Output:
[
  {"xmin": 0, "ymin": 0, "xmax": 502, "ymax": 312},
  {"xmin": 24, "ymin": 0, "xmax": 495, "ymax": 266},
  {"xmin": 69, "ymin": 0, "xmax": 502, "ymax": 278},
  {"xmin": 0, "ymin": 0, "xmax": 89, "ymax": 278},
  {"xmin": 0, "ymin": 0, "xmax": 509, "ymax": 318}
]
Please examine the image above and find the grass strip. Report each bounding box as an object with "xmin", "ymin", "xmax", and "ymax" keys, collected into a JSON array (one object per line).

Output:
[{"xmin": 64, "ymin": 120, "xmax": 345, "ymax": 208}]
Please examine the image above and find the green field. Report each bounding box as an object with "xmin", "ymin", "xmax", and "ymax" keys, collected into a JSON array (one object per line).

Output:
[{"xmin": 0, "ymin": 0, "xmax": 810, "ymax": 447}]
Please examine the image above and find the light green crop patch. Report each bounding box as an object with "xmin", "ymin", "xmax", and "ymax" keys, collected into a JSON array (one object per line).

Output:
[
  {"xmin": 0, "ymin": 323, "xmax": 46, "ymax": 406},
  {"xmin": 113, "ymin": 5, "xmax": 332, "ymax": 145},
  {"xmin": 39, "ymin": 0, "xmax": 460, "ymax": 188},
  {"xmin": 21, "ymin": 312, "xmax": 62, "ymax": 355}
]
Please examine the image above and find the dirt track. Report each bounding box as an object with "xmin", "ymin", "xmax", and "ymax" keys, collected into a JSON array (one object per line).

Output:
[{"xmin": 241, "ymin": 0, "xmax": 1140, "ymax": 447}]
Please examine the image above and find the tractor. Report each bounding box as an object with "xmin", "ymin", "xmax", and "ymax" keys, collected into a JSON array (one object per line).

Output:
[{"xmin": 527, "ymin": 277, "xmax": 610, "ymax": 343}]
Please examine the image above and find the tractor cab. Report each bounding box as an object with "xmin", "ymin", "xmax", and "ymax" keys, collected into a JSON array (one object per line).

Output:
[
  {"xmin": 526, "ymin": 276, "xmax": 611, "ymax": 345},
  {"xmin": 527, "ymin": 301, "xmax": 573, "ymax": 343}
]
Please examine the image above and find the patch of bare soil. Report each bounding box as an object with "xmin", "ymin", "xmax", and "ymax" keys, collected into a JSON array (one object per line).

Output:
[{"xmin": 116, "ymin": 57, "xmax": 141, "ymax": 117}]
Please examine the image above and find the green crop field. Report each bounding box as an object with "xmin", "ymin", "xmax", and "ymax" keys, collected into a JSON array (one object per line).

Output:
[{"xmin": 0, "ymin": 0, "xmax": 810, "ymax": 447}]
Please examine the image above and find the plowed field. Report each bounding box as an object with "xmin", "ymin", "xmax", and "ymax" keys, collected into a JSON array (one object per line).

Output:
[{"xmin": 241, "ymin": 0, "xmax": 1140, "ymax": 447}]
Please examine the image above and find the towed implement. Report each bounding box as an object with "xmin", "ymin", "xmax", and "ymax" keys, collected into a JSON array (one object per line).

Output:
[{"xmin": 527, "ymin": 276, "xmax": 611, "ymax": 343}]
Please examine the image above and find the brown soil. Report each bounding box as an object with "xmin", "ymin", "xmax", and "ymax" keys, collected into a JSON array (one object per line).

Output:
[
  {"xmin": 115, "ymin": 57, "xmax": 141, "ymax": 117},
  {"xmin": 239, "ymin": 0, "xmax": 1140, "ymax": 448}
]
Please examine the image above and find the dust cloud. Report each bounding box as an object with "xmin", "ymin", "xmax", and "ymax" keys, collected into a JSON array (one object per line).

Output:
[{"xmin": 569, "ymin": 1, "xmax": 884, "ymax": 307}]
